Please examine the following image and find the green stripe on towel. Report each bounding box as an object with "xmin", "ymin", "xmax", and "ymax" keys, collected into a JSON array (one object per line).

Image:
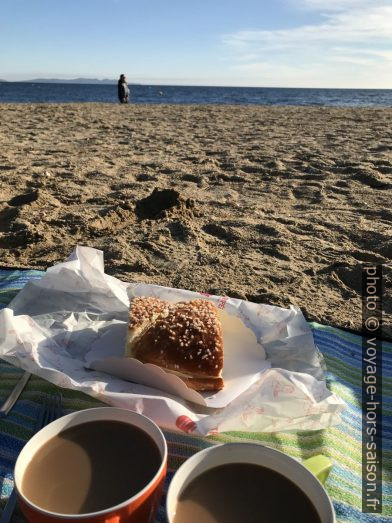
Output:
[{"xmin": 0, "ymin": 270, "xmax": 390, "ymax": 522}]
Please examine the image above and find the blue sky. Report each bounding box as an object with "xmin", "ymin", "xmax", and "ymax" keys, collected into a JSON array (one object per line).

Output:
[{"xmin": 1, "ymin": 0, "xmax": 391, "ymax": 87}]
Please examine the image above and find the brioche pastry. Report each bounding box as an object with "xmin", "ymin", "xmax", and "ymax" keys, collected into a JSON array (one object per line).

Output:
[{"xmin": 125, "ymin": 297, "xmax": 224, "ymax": 391}]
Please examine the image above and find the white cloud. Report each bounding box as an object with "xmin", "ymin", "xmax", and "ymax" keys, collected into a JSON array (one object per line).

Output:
[
  {"xmin": 298, "ymin": 0, "xmax": 390, "ymax": 11},
  {"xmin": 222, "ymin": 5, "xmax": 392, "ymax": 87},
  {"xmin": 326, "ymin": 55, "xmax": 378, "ymax": 66},
  {"xmin": 331, "ymin": 46, "xmax": 392, "ymax": 61},
  {"xmin": 224, "ymin": 7, "xmax": 392, "ymax": 48}
]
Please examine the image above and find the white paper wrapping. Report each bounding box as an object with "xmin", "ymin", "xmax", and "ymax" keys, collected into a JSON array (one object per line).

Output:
[{"xmin": 0, "ymin": 246, "xmax": 345, "ymax": 435}]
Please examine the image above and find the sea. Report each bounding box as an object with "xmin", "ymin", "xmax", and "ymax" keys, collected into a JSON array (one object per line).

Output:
[{"xmin": 0, "ymin": 82, "xmax": 391, "ymax": 107}]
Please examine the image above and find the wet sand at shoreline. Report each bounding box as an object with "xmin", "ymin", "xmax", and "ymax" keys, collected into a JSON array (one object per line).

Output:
[{"xmin": 0, "ymin": 103, "xmax": 391, "ymax": 337}]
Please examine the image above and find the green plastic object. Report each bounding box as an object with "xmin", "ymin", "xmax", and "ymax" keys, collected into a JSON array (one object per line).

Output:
[{"xmin": 303, "ymin": 455, "xmax": 333, "ymax": 485}]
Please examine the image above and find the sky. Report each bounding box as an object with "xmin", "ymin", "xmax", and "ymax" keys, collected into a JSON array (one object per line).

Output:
[{"xmin": 1, "ymin": 0, "xmax": 392, "ymax": 88}]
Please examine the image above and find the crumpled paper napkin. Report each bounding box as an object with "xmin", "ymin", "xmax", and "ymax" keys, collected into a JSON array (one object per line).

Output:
[{"xmin": 0, "ymin": 246, "xmax": 345, "ymax": 435}]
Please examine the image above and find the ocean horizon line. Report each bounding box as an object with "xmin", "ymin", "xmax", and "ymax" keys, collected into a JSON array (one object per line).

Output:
[
  {"xmin": 1, "ymin": 83, "xmax": 391, "ymax": 106},
  {"xmin": 0, "ymin": 79, "xmax": 391, "ymax": 91}
]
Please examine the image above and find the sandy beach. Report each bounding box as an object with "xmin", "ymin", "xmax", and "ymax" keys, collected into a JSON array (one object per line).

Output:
[{"xmin": 0, "ymin": 103, "xmax": 391, "ymax": 337}]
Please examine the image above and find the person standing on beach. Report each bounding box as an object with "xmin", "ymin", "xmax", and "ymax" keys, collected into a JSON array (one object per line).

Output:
[{"xmin": 118, "ymin": 74, "xmax": 129, "ymax": 103}]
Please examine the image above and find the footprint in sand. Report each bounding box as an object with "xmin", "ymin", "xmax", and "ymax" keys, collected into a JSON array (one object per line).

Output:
[
  {"xmin": 292, "ymin": 185, "xmax": 325, "ymax": 202},
  {"xmin": 218, "ymin": 173, "xmax": 245, "ymax": 183},
  {"xmin": 166, "ymin": 220, "xmax": 194, "ymax": 242},
  {"xmin": 334, "ymin": 180, "xmax": 351, "ymax": 188},
  {"xmin": 373, "ymin": 165, "xmax": 392, "ymax": 174},
  {"xmin": 329, "ymin": 185, "xmax": 350, "ymax": 195},
  {"xmin": 349, "ymin": 249, "xmax": 388, "ymax": 264},
  {"xmin": 202, "ymin": 223, "xmax": 238, "ymax": 242},
  {"xmin": 259, "ymin": 245, "xmax": 291, "ymax": 261},
  {"xmin": 181, "ymin": 173, "xmax": 202, "ymax": 184},
  {"xmin": 136, "ymin": 173, "xmax": 157, "ymax": 182},
  {"xmin": 369, "ymin": 144, "xmax": 392, "ymax": 153},
  {"xmin": 181, "ymin": 155, "xmax": 199, "ymax": 163},
  {"xmin": 322, "ymin": 264, "xmax": 362, "ymax": 294},
  {"xmin": 219, "ymin": 161, "xmax": 237, "ymax": 171},
  {"xmin": 0, "ymin": 206, "xmax": 20, "ymax": 232},
  {"xmin": 255, "ymin": 223, "xmax": 282, "ymax": 237},
  {"xmin": 240, "ymin": 164, "xmax": 263, "ymax": 174},
  {"xmin": 373, "ymin": 241, "xmax": 392, "ymax": 259},
  {"xmin": 8, "ymin": 190, "xmax": 39, "ymax": 206},
  {"xmin": 352, "ymin": 168, "xmax": 391, "ymax": 188},
  {"xmin": 299, "ymin": 172, "xmax": 326, "ymax": 181}
]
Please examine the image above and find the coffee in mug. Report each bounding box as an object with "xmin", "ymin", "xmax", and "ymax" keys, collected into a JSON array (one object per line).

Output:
[
  {"xmin": 173, "ymin": 462, "xmax": 321, "ymax": 523},
  {"xmin": 22, "ymin": 419, "xmax": 162, "ymax": 514},
  {"xmin": 167, "ymin": 443, "xmax": 335, "ymax": 523},
  {"xmin": 15, "ymin": 407, "xmax": 167, "ymax": 523}
]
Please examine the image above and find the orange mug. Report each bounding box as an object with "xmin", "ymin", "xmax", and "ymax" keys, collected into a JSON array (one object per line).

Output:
[{"xmin": 14, "ymin": 407, "xmax": 167, "ymax": 522}]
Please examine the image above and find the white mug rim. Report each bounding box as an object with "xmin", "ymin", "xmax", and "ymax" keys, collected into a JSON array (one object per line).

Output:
[{"xmin": 166, "ymin": 442, "xmax": 335, "ymax": 523}]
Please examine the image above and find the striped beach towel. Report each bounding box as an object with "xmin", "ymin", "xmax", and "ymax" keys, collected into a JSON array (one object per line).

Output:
[{"xmin": 0, "ymin": 269, "xmax": 390, "ymax": 522}]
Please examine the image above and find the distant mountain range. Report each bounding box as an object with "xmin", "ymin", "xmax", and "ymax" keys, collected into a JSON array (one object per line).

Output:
[
  {"xmin": 26, "ymin": 78, "xmax": 118, "ymax": 84},
  {"xmin": 0, "ymin": 78, "xmax": 140, "ymax": 85}
]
